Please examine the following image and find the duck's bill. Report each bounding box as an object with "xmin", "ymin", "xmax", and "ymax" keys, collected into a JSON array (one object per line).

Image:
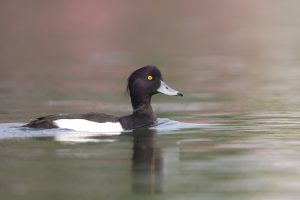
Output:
[{"xmin": 157, "ymin": 80, "xmax": 183, "ymax": 96}]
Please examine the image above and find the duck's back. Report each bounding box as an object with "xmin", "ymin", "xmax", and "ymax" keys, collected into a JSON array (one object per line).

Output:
[{"xmin": 24, "ymin": 112, "xmax": 119, "ymax": 129}]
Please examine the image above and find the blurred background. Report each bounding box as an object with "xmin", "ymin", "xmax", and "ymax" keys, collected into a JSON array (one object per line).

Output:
[
  {"xmin": 2, "ymin": 1, "xmax": 300, "ymax": 200},
  {"xmin": 1, "ymin": 0, "xmax": 300, "ymax": 122}
]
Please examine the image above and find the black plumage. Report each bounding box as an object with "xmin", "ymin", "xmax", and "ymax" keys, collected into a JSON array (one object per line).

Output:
[{"xmin": 24, "ymin": 65, "xmax": 182, "ymax": 131}]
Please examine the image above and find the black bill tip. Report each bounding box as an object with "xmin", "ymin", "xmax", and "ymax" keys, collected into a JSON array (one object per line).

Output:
[{"xmin": 177, "ymin": 92, "xmax": 184, "ymax": 97}]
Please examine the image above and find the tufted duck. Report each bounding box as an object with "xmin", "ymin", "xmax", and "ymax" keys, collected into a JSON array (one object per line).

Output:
[{"xmin": 24, "ymin": 65, "xmax": 183, "ymax": 132}]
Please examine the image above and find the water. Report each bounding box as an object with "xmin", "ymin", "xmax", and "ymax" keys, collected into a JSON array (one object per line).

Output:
[
  {"xmin": 1, "ymin": 116, "xmax": 300, "ymax": 200},
  {"xmin": 1, "ymin": 1, "xmax": 300, "ymax": 200}
]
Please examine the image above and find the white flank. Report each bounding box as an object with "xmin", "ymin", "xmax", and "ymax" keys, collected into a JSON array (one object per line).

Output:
[{"xmin": 53, "ymin": 119, "xmax": 123, "ymax": 133}]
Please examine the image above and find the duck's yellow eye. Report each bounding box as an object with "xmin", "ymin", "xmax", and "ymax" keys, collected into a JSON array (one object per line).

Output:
[{"xmin": 147, "ymin": 75, "xmax": 153, "ymax": 81}]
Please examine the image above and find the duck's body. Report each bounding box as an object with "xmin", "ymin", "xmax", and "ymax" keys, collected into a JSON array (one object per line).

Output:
[
  {"xmin": 25, "ymin": 109, "xmax": 155, "ymax": 131},
  {"xmin": 24, "ymin": 66, "xmax": 182, "ymax": 132}
]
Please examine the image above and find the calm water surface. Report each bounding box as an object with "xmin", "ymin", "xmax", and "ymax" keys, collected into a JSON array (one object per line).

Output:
[{"xmin": 1, "ymin": 1, "xmax": 300, "ymax": 200}]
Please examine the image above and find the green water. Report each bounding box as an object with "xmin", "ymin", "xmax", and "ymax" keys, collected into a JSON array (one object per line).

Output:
[{"xmin": 1, "ymin": 1, "xmax": 300, "ymax": 199}]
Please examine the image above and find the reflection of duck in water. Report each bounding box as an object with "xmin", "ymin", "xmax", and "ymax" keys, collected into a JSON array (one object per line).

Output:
[
  {"xmin": 24, "ymin": 66, "xmax": 183, "ymax": 134},
  {"xmin": 131, "ymin": 128, "xmax": 163, "ymax": 194}
]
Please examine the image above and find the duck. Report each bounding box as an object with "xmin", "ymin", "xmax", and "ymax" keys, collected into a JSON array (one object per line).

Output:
[{"xmin": 24, "ymin": 65, "xmax": 183, "ymax": 132}]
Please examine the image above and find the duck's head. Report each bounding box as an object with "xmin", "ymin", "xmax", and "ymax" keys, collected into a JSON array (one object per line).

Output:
[{"xmin": 127, "ymin": 65, "xmax": 183, "ymax": 109}]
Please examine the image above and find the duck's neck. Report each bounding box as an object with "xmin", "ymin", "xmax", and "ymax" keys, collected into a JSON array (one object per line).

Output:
[
  {"xmin": 131, "ymin": 95, "xmax": 156, "ymax": 119},
  {"xmin": 132, "ymin": 102, "xmax": 154, "ymax": 116},
  {"xmin": 119, "ymin": 101, "xmax": 156, "ymax": 130},
  {"xmin": 130, "ymin": 92, "xmax": 153, "ymax": 114}
]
